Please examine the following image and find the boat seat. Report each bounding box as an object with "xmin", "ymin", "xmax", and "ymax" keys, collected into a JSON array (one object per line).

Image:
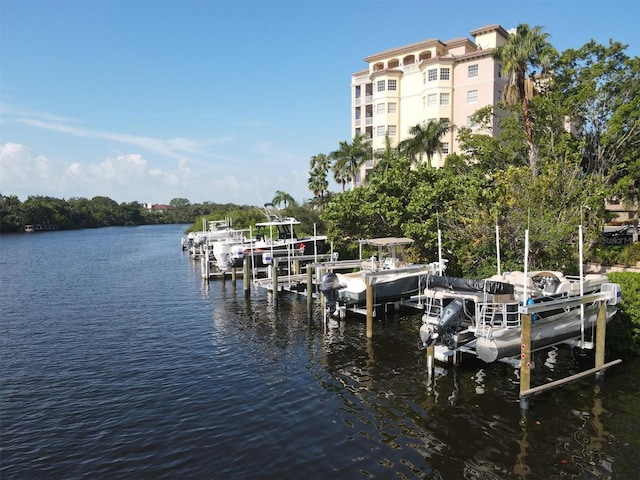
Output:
[{"xmin": 555, "ymin": 282, "xmax": 572, "ymax": 295}]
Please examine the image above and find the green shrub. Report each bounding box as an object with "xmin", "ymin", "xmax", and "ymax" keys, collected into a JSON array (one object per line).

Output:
[
  {"xmin": 618, "ymin": 243, "xmax": 640, "ymax": 265},
  {"xmin": 587, "ymin": 243, "xmax": 640, "ymax": 267},
  {"xmin": 605, "ymin": 272, "xmax": 640, "ymax": 356}
]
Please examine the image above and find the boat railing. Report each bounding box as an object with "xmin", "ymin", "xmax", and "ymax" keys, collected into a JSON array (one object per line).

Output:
[
  {"xmin": 422, "ymin": 295, "xmax": 444, "ymax": 320},
  {"xmin": 474, "ymin": 301, "xmax": 521, "ymax": 337}
]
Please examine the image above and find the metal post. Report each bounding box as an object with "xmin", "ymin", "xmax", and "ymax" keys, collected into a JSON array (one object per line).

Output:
[
  {"xmin": 520, "ymin": 313, "xmax": 532, "ymax": 410},
  {"xmin": 318, "ymin": 267, "xmax": 325, "ymax": 315},
  {"xmin": 243, "ymin": 258, "xmax": 250, "ymax": 296},
  {"xmin": 272, "ymin": 258, "xmax": 278, "ymax": 306},
  {"xmin": 306, "ymin": 264, "xmax": 313, "ymax": 312},
  {"xmin": 595, "ymin": 301, "xmax": 607, "ymax": 380}
]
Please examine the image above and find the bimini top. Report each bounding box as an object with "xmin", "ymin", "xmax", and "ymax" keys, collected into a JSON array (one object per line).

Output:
[
  {"xmin": 360, "ymin": 237, "xmax": 414, "ymax": 247},
  {"xmin": 255, "ymin": 216, "xmax": 301, "ymax": 227}
]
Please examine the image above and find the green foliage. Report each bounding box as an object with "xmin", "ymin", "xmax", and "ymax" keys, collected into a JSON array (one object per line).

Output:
[
  {"xmin": 398, "ymin": 119, "xmax": 452, "ymax": 168},
  {"xmin": 605, "ymin": 272, "xmax": 640, "ymax": 356},
  {"xmin": 586, "ymin": 242, "xmax": 640, "ymax": 267},
  {"xmin": 330, "ymin": 135, "xmax": 372, "ymax": 191}
]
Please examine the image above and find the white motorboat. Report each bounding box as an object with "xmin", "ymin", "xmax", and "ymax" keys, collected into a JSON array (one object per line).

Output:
[
  {"xmin": 319, "ymin": 237, "xmax": 433, "ymax": 316},
  {"xmin": 213, "ymin": 204, "xmax": 328, "ymax": 271}
]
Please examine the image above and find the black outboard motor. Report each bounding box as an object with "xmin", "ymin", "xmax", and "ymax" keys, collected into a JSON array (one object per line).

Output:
[
  {"xmin": 420, "ymin": 297, "xmax": 472, "ymax": 348},
  {"xmin": 319, "ymin": 272, "xmax": 342, "ymax": 316}
]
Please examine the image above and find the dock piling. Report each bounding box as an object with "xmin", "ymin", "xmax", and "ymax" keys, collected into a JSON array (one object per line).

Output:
[
  {"xmin": 595, "ymin": 301, "xmax": 607, "ymax": 380},
  {"xmin": 366, "ymin": 277, "xmax": 373, "ymax": 338},
  {"xmin": 306, "ymin": 264, "xmax": 313, "ymax": 312},
  {"xmin": 243, "ymin": 258, "xmax": 250, "ymax": 296},
  {"xmin": 519, "ymin": 313, "xmax": 532, "ymax": 410}
]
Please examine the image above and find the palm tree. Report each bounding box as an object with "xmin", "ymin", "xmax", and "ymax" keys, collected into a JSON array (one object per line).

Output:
[
  {"xmin": 398, "ymin": 118, "xmax": 451, "ymax": 168},
  {"xmin": 493, "ymin": 24, "xmax": 554, "ymax": 174},
  {"xmin": 366, "ymin": 134, "xmax": 398, "ymax": 180},
  {"xmin": 331, "ymin": 154, "xmax": 351, "ymax": 191},
  {"xmin": 330, "ymin": 134, "xmax": 372, "ymax": 190},
  {"xmin": 308, "ymin": 154, "xmax": 330, "ymax": 209},
  {"xmin": 307, "ymin": 169, "xmax": 328, "ymax": 210},
  {"xmin": 272, "ymin": 190, "xmax": 295, "ymax": 208}
]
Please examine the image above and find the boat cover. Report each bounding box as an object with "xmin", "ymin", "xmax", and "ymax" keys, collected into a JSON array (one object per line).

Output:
[{"xmin": 425, "ymin": 275, "xmax": 514, "ymax": 294}]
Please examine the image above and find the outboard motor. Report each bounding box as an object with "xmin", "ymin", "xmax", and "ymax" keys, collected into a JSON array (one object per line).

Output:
[
  {"xmin": 420, "ymin": 297, "xmax": 471, "ymax": 348},
  {"xmin": 319, "ymin": 272, "xmax": 342, "ymax": 316}
]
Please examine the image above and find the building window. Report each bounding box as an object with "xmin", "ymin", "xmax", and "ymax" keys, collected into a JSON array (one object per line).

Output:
[
  {"xmin": 427, "ymin": 93, "xmax": 437, "ymax": 106},
  {"xmin": 377, "ymin": 103, "xmax": 385, "ymax": 115},
  {"xmin": 428, "ymin": 68, "xmax": 437, "ymax": 81},
  {"xmin": 376, "ymin": 125, "xmax": 385, "ymax": 137},
  {"xmin": 440, "ymin": 68, "xmax": 450, "ymax": 80},
  {"xmin": 468, "ymin": 64, "xmax": 478, "ymax": 78},
  {"xmin": 388, "ymin": 102, "xmax": 397, "ymax": 114},
  {"xmin": 466, "ymin": 116, "xmax": 477, "ymax": 128},
  {"xmin": 442, "ymin": 142, "xmax": 449, "ymax": 155},
  {"xmin": 388, "ymin": 79, "xmax": 397, "ymax": 91},
  {"xmin": 440, "ymin": 93, "xmax": 450, "ymax": 106},
  {"xmin": 377, "ymin": 80, "xmax": 385, "ymax": 92},
  {"xmin": 388, "ymin": 125, "xmax": 397, "ymax": 137},
  {"xmin": 467, "ymin": 89, "xmax": 478, "ymax": 104}
]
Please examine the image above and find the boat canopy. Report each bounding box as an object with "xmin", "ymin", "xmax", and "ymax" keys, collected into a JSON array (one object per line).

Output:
[
  {"xmin": 425, "ymin": 275, "xmax": 515, "ymax": 295},
  {"xmin": 360, "ymin": 237, "xmax": 414, "ymax": 247}
]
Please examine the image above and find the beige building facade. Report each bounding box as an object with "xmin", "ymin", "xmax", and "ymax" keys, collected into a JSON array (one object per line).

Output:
[{"xmin": 351, "ymin": 24, "xmax": 510, "ymax": 183}]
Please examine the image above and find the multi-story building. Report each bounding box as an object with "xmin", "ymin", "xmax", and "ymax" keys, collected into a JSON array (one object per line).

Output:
[{"xmin": 351, "ymin": 24, "xmax": 510, "ymax": 183}]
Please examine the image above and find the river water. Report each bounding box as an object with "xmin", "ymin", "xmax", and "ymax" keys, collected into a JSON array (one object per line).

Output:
[{"xmin": 1, "ymin": 224, "xmax": 638, "ymax": 479}]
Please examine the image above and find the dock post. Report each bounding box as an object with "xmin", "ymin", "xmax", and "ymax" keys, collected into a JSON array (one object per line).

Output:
[
  {"xmin": 243, "ymin": 258, "xmax": 250, "ymax": 296},
  {"xmin": 595, "ymin": 301, "xmax": 607, "ymax": 380},
  {"xmin": 366, "ymin": 277, "xmax": 373, "ymax": 338},
  {"xmin": 231, "ymin": 266, "xmax": 237, "ymax": 282},
  {"xmin": 202, "ymin": 251, "xmax": 210, "ymax": 281},
  {"xmin": 272, "ymin": 259, "xmax": 279, "ymax": 305},
  {"xmin": 318, "ymin": 267, "xmax": 325, "ymax": 315},
  {"xmin": 519, "ymin": 313, "xmax": 532, "ymax": 410},
  {"xmin": 427, "ymin": 344, "xmax": 435, "ymax": 384},
  {"xmin": 306, "ymin": 264, "xmax": 313, "ymax": 312}
]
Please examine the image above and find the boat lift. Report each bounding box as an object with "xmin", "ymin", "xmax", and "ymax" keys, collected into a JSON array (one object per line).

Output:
[{"xmin": 423, "ymin": 224, "xmax": 623, "ymax": 411}]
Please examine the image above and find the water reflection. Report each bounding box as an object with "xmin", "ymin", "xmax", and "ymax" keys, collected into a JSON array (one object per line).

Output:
[{"xmin": 186, "ymin": 266, "xmax": 634, "ymax": 479}]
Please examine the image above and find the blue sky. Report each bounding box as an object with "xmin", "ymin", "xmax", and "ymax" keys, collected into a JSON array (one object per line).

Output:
[{"xmin": 1, "ymin": 0, "xmax": 638, "ymax": 206}]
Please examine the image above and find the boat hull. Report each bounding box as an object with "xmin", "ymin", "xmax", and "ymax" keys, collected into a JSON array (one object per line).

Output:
[
  {"xmin": 229, "ymin": 238, "xmax": 328, "ymax": 269},
  {"xmin": 336, "ymin": 272, "xmax": 420, "ymax": 305},
  {"xmin": 475, "ymin": 303, "xmax": 618, "ymax": 363}
]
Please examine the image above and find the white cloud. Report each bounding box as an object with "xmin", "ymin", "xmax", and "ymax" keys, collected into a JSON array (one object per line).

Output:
[
  {"xmin": 0, "ymin": 143, "xmax": 52, "ymax": 191},
  {"xmin": 0, "ymin": 142, "xmax": 296, "ymax": 204},
  {"xmin": 19, "ymin": 118, "xmax": 233, "ymax": 161},
  {"xmin": 0, "ymin": 105, "xmax": 316, "ymax": 205}
]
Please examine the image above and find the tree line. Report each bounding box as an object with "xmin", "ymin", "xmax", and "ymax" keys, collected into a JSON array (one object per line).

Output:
[{"xmin": 0, "ymin": 195, "xmax": 263, "ymax": 233}]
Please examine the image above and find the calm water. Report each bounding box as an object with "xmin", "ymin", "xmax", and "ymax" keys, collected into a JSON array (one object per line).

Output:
[{"xmin": 1, "ymin": 224, "xmax": 639, "ymax": 479}]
